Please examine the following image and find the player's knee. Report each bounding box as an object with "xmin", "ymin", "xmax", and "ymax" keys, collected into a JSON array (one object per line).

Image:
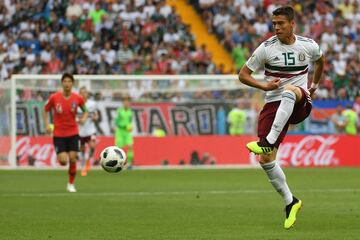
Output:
[
  {"xmin": 58, "ymin": 159, "xmax": 67, "ymax": 166},
  {"xmin": 57, "ymin": 153, "xmax": 68, "ymax": 165},
  {"xmin": 69, "ymin": 156, "xmax": 77, "ymax": 163},
  {"xmin": 283, "ymin": 84, "xmax": 296, "ymax": 92},
  {"xmin": 283, "ymin": 85, "xmax": 301, "ymax": 101}
]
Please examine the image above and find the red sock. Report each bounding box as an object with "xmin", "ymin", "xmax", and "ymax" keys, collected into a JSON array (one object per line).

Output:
[{"xmin": 69, "ymin": 161, "xmax": 77, "ymax": 184}]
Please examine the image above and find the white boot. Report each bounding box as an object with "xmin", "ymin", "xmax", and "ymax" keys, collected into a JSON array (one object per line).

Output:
[{"xmin": 66, "ymin": 183, "xmax": 77, "ymax": 193}]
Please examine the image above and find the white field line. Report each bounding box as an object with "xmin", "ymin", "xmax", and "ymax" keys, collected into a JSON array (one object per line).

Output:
[
  {"xmin": 0, "ymin": 188, "xmax": 359, "ymax": 198},
  {"xmin": 0, "ymin": 165, "xmax": 259, "ymax": 170}
]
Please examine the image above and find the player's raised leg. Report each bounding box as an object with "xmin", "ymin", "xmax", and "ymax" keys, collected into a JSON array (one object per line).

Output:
[
  {"xmin": 266, "ymin": 86, "xmax": 302, "ymax": 145},
  {"xmin": 246, "ymin": 85, "xmax": 302, "ymax": 155}
]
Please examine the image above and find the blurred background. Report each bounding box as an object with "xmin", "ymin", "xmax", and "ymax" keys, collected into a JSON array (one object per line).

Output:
[{"xmin": 0, "ymin": 0, "xmax": 359, "ymax": 167}]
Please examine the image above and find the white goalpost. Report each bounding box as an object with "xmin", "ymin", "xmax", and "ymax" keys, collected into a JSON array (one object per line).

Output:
[{"xmin": 7, "ymin": 74, "xmax": 263, "ymax": 168}]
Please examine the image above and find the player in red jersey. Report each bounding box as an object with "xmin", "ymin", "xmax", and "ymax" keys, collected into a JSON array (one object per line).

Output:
[{"xmin": 43, "ymin": 73, "xmax": 88, "ymax": 192}]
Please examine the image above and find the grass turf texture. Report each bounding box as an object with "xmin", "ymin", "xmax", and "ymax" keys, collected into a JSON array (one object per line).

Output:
[{"xmin": 0, "ymin": 168, "xmax": 359, "ymax": 240}]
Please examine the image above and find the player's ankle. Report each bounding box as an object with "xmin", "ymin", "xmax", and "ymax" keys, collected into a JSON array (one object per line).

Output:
[{"xmin": 259, "ymin": 138, "xmax": 274, "ymax": 148}]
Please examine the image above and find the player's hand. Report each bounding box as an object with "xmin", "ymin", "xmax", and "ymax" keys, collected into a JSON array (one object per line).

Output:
[
  {"xmin": 263, "ymin": 79, "xmax": 281, "ymax": 91},
  {"xmin": 308, "ymin": 87, "xmax": 317, "ymax": 98},
  {"xmin": 45, "ymin": 124, "xmax": 53, "ymax": 134},
  {"xmin": 78, "ymin": 118, "xmax": 86, "ymax": 125}
]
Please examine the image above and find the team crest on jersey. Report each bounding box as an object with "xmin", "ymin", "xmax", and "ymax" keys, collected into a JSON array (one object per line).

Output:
[
  {"xmin": 298, "ymin": 53, "xmax": 306, "ymax": 61},
  {"xmin": 71, "ymin": 102, "xmax": 78, "ymax": 112},
  {"xmin": 55, "ymin": 103, "xmax": 62, "ymax": 113}
]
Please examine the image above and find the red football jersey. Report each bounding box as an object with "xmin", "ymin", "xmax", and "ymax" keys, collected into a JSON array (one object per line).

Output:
[{"xmin": 44, "ymin": 92, "xmax": 85, "ymax": 137}]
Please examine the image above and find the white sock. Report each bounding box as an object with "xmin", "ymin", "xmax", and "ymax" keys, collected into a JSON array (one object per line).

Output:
[
  {"xmin": 261, "ymin": 161, "xmax": 293, "ymax": 205},
  {"xmin": 80, "ymin": 152, "xmax": 86, "ymax": 167},
  {"xmin": 266, "ymin": 90, "xmax": 296, "ymax": 145}
]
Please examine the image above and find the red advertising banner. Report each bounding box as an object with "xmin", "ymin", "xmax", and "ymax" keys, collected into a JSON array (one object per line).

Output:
[{"xmin": 1, "ymin": 135, "xmax": 359, "ymax": 167}]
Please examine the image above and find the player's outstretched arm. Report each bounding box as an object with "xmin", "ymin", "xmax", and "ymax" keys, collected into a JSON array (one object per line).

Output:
[
  {"xmin": 78, "ymin": 105, "xmax": 88, "ymax": 125},
  {"xmin": 238, "ymin": 65, "xmax": 280, "ymax": 91},
  {"xmin": 92, "ymin": 110, "xmax": 99, "ymax": 121},
  {"xmin": 43, "ymin": 109, "xmax": 52, "ymax": 134},
  {"xmin": 309, "ymin": 55, "xmax": 325, "ymax": 97}
]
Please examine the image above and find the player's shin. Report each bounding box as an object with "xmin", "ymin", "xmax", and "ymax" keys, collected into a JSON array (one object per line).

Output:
[
  {"xmin": 69, "ymin": 161, "xmax": 77, "ymax": 184},
  {"xmin": 261, "ymin": 160, "xmax": 293, "ymax": 205},
  {"xmin": 89, "ymin": 147, "xmax": 94, "ymax": 158},
  {"xmin": 86, "ymin": 147, "xmax": 94, "ymax": 171},
  {"xmin": 80, "ymin": 150, "xmax": 86, "ymax": 167}
]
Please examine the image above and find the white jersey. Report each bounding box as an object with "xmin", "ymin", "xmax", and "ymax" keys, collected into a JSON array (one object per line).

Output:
[
  {"xmin": 78, "ymin": 99, "xmax": 97, "ymax": 137},
  {"xmin": 246, "ymin": 35, "xmax": 323, "ymax": 103}
]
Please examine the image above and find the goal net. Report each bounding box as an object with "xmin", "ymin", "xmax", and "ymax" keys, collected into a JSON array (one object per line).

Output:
[{"xmin": 8, "ymin": 74, "xmax": 263, "ymax": 168}]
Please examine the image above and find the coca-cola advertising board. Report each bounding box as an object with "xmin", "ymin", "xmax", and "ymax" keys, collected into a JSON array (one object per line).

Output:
[{"xmin": 1, "ymin": 135, "xmax": 359, "ymax": 167}]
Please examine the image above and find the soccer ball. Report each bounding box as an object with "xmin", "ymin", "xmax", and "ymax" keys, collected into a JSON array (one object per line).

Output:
[{"xmin": 100, "ymin": 146, "xmax": 127, "ymax": 173}]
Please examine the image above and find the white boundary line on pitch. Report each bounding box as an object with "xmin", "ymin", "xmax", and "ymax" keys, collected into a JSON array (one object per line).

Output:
[
  {"xmin": 1, "ymin": 188, "xmax": 359, "ymax": 198},
  {"xmin": 0, "ymin": 164, "xmax": 259, "ymax": 170}
]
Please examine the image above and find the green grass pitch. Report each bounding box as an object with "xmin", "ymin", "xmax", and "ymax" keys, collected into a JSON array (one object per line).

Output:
[{"xmin": 0, "ymin": 168, "xmax": 359, "ymax": 240}]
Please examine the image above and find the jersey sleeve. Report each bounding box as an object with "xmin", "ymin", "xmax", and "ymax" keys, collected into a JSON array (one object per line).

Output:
[
  {"xmin": 78, "ymin": 95, "xmax": 87, "ymax": 112},
  {"xmin": 44, "ymin": 95, "xmax": 54, "ymax": 112},
  {"xmin": 245, "ymin": 43, "xmax": 266, "ymax": 72},
  {"xmin": 309, "ymin": 40, "xmax": 323, "ymax": 61}
]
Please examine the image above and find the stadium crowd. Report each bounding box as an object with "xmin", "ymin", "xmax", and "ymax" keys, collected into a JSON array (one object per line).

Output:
[
  {"xmin": 0, "ymin": 0, "xmax": 359, "ymax": 102},
  {"xmin": 0, "ymin": 0, "xmax": 221, "ymax": 81},
  {"xmin": 191, "ymin": 0, "xmax": 360, "ymax": 100}
]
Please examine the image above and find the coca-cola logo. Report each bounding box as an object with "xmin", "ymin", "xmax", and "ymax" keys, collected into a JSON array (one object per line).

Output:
[
  {"xmin": 15, "ymin": 137, "xmax": 57, "ymax": 166},
  {"xmin": 250, "ymin": 135, "xmax": 339, "ymax": 167}
]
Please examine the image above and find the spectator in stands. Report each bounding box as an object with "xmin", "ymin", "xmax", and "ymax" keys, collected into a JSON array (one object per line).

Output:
[
  {"xmin": 337, "ymin": 0, "xmax": 354, "ymax": 19},
  {"xmin": 231, "ymin": 44, "xmax": 249, "ymax": 71},
  {"xmin": 330, "ymin": 104, "xmax": 346, "ymax": 134},
  {"xmin": 66, "ymin": 0, "xmax": 83, "ymax": 20},
  {"xmin": 46, "ymin": 50, "xmax": 63, "ymax": 74},
  {"xmin": 0, "ymin": 62, "xmax": 8, "ymax": 82},
  {"xmin": 345, "ymin": 78, "xmax": 360, "ymax": 101},
  {"xmin": 89, "ymin": 2, "xmax": 107, "ymax": 26},
  {"xmin": 1, "ymin": 0, "xmax": 358, "ymax": 104},
  {"xmin": 213, "ymin": 7, "xmax": 230, "ymax": 37},
  {"xmin": 58, "ymin": 26, "xmax": 74, "ymax": 45}
]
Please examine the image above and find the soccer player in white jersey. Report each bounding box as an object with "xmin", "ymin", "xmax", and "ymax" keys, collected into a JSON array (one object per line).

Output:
[
  {"xmin": 78, "ymin": 86, "xmax": 99, "ymax": 176},
  {"xmin": 238, "ymin": 6, "xmax": 325, "ymax": 229}
]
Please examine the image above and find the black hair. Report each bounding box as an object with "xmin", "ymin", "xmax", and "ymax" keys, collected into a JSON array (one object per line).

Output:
[
  {"xmin": 61, "ymin": 73, "xmax": 75, "ymax": 82},
  {"xmin": 272, "ymin": 6, "xmax": 295, "ymax": 21}
]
